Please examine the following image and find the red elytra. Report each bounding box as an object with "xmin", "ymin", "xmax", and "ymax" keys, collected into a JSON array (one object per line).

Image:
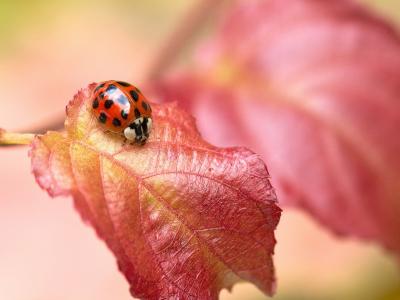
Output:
[{"xmin": 91, "ymin": 80, "xmax": 152, "ymax": 143}]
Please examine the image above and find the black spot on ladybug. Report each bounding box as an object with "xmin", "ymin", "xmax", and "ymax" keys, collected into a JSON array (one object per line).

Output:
[
  {"xmin": 92, "ymin": 98, "xmax": 99, "ymax": 109},
  {"xmin": 99, "ymin": 112, "xmax": 107, "ymax": 123},
  {"xmin": 130, "ymin": 90, "xmax": 139, "ymax": 101},
  {"xmin": 134, "ymin": 108, "xmax": 141, "ymax": 118},
  {"xmin": 117, "ymin": 81, "xmax": 130, "ymax": 87},
  {"xmin": 104, "ymin": 99, "xmax": 114, "ymax": 109},
  {"xmin": 112, "ymin": 118, "xmax": 121, "ymax": 127},
  {"xmin": 106, "ymin": 84, "xmax": 117, "ymax": 93},
  {"xmin": 100, "ymin": 92, "xmax": 105, "ymax": 99},
  {"xmin": 142, "ymin": 101, "xmax": 149, "ymax": 111},
  {"xmin": 94, "ymin": 83, "xmax": 105, "ymax": 92},
  {"xmin": 121, "ymin": 110, "xmax": 128, "ymax": 120}
]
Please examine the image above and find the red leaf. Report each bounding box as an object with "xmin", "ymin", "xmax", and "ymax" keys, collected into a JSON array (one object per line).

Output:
[
  {"xmin": 29, "ymin": 84, "xmax": 281, "ymax": 299},
  {"xmin": 153, "ymin": 0, "xmax": 400, "ymax": 253}
]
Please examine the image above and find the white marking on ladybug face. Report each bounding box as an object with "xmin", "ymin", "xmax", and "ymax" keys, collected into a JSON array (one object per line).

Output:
[
  {"xmin": 147, "ymin": 118, "xmax": 152, "ymax": 132},
  {"xmin": 134, "ymin": 117, "xmax": 143, "ymax": 125},
  {"xmin": 123, "ymin": 126, "xmax": 136, "ymax": 141}
]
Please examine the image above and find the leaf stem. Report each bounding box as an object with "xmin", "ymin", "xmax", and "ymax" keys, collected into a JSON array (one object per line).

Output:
[{"xmin": 0, "ymin": 129, "xmax": 35, "ymax": 146}]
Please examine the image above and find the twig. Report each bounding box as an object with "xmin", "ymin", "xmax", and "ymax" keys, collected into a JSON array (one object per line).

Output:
[
  {"xmin": 0, "ymin": 114, "xmax": 64, "ymax": 147},
  {"xmin": 145, "ymin": 0, "xmax": 228, "ymax": 81},
  {"xmin": 0, "ymin": 129, "xmax": 35, "ymax": 146},
  {"xmin": 28, "ymin": 114, "xmax": 65, "ymax": 134},
  {"xmin": 1, "ymin": 0, "xmax": 229, "ymax": 147}
]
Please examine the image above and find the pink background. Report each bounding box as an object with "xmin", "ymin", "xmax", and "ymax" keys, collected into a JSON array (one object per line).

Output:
[{"xmin": 1, "ymin": 1, "xmax": 399, "ymax": 299}]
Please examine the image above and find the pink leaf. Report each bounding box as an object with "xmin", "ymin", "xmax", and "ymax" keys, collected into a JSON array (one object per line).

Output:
[
  {"xmin": 29, "ymin": 84, "xmax": 281, "ymax": 299},
  {"xmin": 153, "ymin": 0, "xmax": 400, "ymax": 253}
]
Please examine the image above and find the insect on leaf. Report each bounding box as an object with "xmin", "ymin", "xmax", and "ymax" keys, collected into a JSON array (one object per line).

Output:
[{"xmin": 29, "ymin": 84, "xmax": 281, "ymax": 299}]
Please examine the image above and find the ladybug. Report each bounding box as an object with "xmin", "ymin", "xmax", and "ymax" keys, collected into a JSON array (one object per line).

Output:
[{"xmin": 91, "ymin": 80, "xmax": 152, "ymax": 144}]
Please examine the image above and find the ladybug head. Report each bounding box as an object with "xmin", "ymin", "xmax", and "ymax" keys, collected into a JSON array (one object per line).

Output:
[{"xmin": 123, "ymin": 117, "xmax": 152, "ymax": 143}]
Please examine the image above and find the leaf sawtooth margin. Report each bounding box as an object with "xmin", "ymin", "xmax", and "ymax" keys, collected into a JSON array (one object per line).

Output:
[
  {"xmin": 154, "ymin": 0, "xmax": 400, "ymax": 255},
  {"xmin": 29, "ymin": 84, "xmax": 281, "ymax": 299}
]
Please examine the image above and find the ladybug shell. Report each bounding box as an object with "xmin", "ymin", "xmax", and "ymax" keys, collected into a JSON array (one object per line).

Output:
[{"xmin": 91, "ymin": 80, "xmax": 152, "ymax": 133}]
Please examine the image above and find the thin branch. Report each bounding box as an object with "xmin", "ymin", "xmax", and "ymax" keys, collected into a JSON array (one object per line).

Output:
[
  {"xmin": 0, "ymin": 114, "xmax": 64, "ymax": 147},
  {"xmin": 2, "ymin": 0, "xmax": 229, "ymax": 146},
  {"xmin": 28, "ymin": 114, "xmax": 65, "ymax": 134},
  {"xmin": 145, "ymin": 0, "xmax": 228, "ymax": 81}
]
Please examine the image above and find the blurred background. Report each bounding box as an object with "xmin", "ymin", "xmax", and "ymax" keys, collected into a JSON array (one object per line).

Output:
[{"xmin": 0, "ymin": 1, "xmax": 400, "ymax": 299}]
